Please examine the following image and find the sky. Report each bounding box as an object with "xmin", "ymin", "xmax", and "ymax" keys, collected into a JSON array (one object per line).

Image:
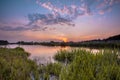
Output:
[{"xmin": 0, "ymin": 0, "xmax": 120, "ymax": 42}]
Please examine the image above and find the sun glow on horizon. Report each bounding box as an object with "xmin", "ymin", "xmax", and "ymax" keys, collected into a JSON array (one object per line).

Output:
[{"xmin": 62, "ymin": 38, "xmax": 68, "ymax": 42}]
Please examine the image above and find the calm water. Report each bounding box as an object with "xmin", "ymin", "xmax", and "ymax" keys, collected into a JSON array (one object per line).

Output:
[
  {"xmin": 0, "ymin": 44, "xmax": 99, "ymax": 64},
  {"xmin": 1, "ymin": 45, "xmax": 72, "ymax": 63}
]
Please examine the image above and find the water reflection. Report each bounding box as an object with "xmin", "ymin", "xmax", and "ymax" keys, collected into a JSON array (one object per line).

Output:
[
  {"xmin": 1, "ymin": 45, "xmax": 71, "ymax": 64},
  {"xmin": 0, "ymin": 45, "xmax": 100, "ymax": 64},
  {"xmin": 0, "ymin": 45, "xmax": 100, "ymax": 57},
  {"xmin": 1, "ymin": 45, "xmax": 69, "ymax": 57}
]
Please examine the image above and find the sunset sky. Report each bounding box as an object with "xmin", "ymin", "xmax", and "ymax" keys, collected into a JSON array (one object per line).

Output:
[{"xmin": 0, "ymin": 0, "xmax": 120, "ymax": 42}]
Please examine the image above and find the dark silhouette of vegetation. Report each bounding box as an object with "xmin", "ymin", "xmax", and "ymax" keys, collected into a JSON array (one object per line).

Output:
[
  {"xmin": 14, "ymin": 34, "xmax": 120, "ymax": 49},
  {"xmin": 0, "ymin": 40, "xmax": 8, "ymax": 45},
  {"xmin": 105, "ymin": 34, "xmax": 120, "ymax": 41},
  {"xmin": 17, "ymin": 41, "xmax": 34, "ymax": 45},
  {"xmin": 15, "ymin": 40, "xmax": 120, "ymax": 49},
  {"xmin": 1, "ymin": 34, "xmax": 120, "ymax": 49}
]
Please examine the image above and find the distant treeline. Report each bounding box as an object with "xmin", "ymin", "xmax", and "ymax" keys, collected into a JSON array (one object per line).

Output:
[
  {"xmin": 0, "ymin": 34, "xmax": 120, "ymax": 48},
  {"xmin": 16, "ymin": 34, "xmax": 120, "ymax": 48},
  {"xmin": 0, "ymin": 40, "xmax": 9, "ymax": 45},
  {"xmin": 15, "ymin": 40, "xmax": 120, "ymax": 48},
  {"xmin": 105, "ymin": 34, "xmax": 120, "ymax": 40}
]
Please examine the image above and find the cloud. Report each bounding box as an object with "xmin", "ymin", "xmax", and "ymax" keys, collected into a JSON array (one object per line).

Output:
[
  {"xmin": 98, "ymin": 6, "xmax": 112, "ymax": 15},
  {"xmin": 0, "ymin": 13, "xmax": 74, "ymax": 31},
  {"xmin": 0, "ymin": 0, "xmax": 120, "ymax": 32},
  {"xmin": 0, "ymin": 26, "xmax": 29, "ymax": 31},
  {"xmin": 36, "ymin": 0, "xmax": 92, "ymax": 18},
  {"xmin": 36, "ymin": 0, "xmax": 120, "ymax": 16},
  {"xmin": 27, "ymin": 13, "xmax": 75, "ymax": 30},
  {"xmin": 28, "ymin": 14, "xmax": 73, "ymax": 25}
]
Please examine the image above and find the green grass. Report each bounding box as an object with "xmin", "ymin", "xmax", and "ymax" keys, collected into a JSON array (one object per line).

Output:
[
  {"xmin": 0, "ymin": 47, "xmax": 39, "ymax": 80},
  {"xmin": 0, "ymin": 47, "xmax": 120, "ymax": 80},
  {"xmin": 38, "ymin": 49, "xmax": 120, "ymax": 80},
  {"xmin": 56, "ymin": 49, "xmax": 120, "ymax": 80}
]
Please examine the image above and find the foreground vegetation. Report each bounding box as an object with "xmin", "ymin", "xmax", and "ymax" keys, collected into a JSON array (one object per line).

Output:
[
  {"xmin": 0, "ymin": 47, "xmax": 120, "ymax": 80},
  {"xmin": 55, "ymin": 49, "xmax": 120, "ymax": 80},
  {"xmin": 0, "ymin": 47, "xmax": 39, "ymax": 80},
  {"xmin": 39, "ymin": 49, "xmax": 120, "ymax": 80}
]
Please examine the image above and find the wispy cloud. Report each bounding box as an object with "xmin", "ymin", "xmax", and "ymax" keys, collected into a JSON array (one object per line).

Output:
[
  {"xmin": 32, "ymin": 0, "xmax": 120, "ymax": 30},
  {"xmin": 0, "ymin": 13, "xmax": 74, "ymax": 31},
  {"xmin": 36, "ymin": 0, "xmax": 91, "ymax": 18},
  {"xmin": 36, "ymin": 0, "xmax": 120, "ymax": 16},
  {"xmin": 28, "ymin": 13, "xmax": 74, "ymax": 26},
  {"xmin": 27, "ymin": 13, "xmax": 75, "ymax": 31}
]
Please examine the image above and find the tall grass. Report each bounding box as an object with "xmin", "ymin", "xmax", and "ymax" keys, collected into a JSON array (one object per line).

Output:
[
  {"xmin": 57, "ymin": 49, "xmax": 120, "ymax": 80},
  {"xmin": 0, "ymin": 47, "xmax": 39, "ymax": 80},
  {"xmin": 0, "ymin": 47, "xmax": 120, "ymax": 80}
]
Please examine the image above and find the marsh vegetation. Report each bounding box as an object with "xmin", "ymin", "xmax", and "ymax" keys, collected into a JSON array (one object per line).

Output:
[{"xmin": 0, "ymin": 47, "xmax": 120, "ymax": 80}]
